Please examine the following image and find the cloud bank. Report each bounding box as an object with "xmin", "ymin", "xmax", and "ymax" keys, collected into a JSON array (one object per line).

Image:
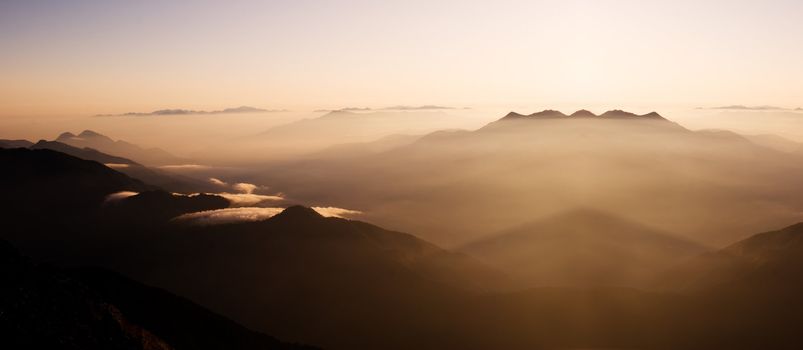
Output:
[
  {"xmin": 312, "ymin": 206, "xmax": 363, "ymax": 218},
  {"xmin": 315, "ymin": 105, "xmax": 460, "ymax": 113}
]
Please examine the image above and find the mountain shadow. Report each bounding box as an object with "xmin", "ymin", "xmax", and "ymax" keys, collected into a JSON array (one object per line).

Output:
[{"xmin": 462, "ymin": 208, "xmax": 706, "ymax": 288}]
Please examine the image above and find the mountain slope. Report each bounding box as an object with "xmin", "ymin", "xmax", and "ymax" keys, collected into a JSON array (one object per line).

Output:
[
  {"xmin": 0, "ymin": 147, "xmax": 149, "ymax": 217},
  {"xmin": 96, "ymin": 206, "xmax": 508, "ymax": 349},
  {"xmin": 462, "ymin": 208, "xmax": 706, "ymax": 287},
  {"xmin": 57, "ymin": 130, "xmax": 188, "ymax": 166},
  {"xmin": 30, "ymin": 139, "xmax": 218, "ymax": 193},
  {"xmin": 664, "ymin": 221, "xmax": 803, "ymax": 293},
  {"xmin": 31, "ymin": 140, "xmax": 140, "ymax": 165},
  {"xmin": 0, "ymin": 139, "xmax": 34, "ymax": 148},
  {"xmin": 0, "ymin": 240, "xmax": 315, "ymax": 350}
]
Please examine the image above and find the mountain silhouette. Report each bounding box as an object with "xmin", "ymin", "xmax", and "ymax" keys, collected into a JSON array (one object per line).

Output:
[
  {"xmin": 491, "ymin": 109, "xmax": 672, "ymax": 129},
  {"xmin": 31, "ymin": 140, "xmax": 140, "ymax": 165},
  {"xmin": 0, "ymin": 239, "xmax": 316, "ymax": 350},
  {"xmin": 56, "ymin": 130, "xmax": 188, "ymax": 166},
  {"xmin": 462, "ymin": 208, "xmax": 706, "ymax": 287},
  {"xmin": 28, "ymin": 139, "xmax": 216, "ymax": 193},
  {"xmin": 0, "ymin": 139, "xmax": 34, "ymax": 148}
]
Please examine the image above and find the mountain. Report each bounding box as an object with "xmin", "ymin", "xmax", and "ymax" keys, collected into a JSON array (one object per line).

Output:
[
  {"xmin": 251, "ymin": 109, "xmax": 803, "ymax": 247},
  {"xmin": 462, "ymin": 208, "xmax": 706, "ymax": 287},
  {"xmin": 495, "ymin": 109, "xmax": 668, "ymax": 123},
  {"xmin": 80, "ymin": 205, "xmax": 508, "ymax": 349},
  {"xmin": 56, "ymin": 130, "xmax": 188, "ymax": 166},
  {"xmin": 0, "ymin": 139, "xmax": 34, "ymax": 148},
  {"xmin": 31, "ymin": 140, "xmax": 140, "ymax": 165},
  {"xmin": 0, "ymin": 239, "xmax": 315, "ymax": 350}
]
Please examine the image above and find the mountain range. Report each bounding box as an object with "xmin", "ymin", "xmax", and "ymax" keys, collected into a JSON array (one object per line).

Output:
[
  {"xmin": 250, "ymin": 109, "xmax": 803, "ymax": 247},
  {"xmin": 6, "ymin": 111, "xmax": 803, "ymax": 348},
  {"xmin": 97, "ymin": 106, "xmax": 275, "ymax": 117}
]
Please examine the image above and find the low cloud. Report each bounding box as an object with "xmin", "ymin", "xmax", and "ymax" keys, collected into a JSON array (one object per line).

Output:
[
  {"xmin": 315, "ymin": 105, "xmax": 461, "ymax": 113},
  {"xmin": 204, "ymin": 179, "xmax": 281, "ymax": 206},
  {"xmin": 232, "ymin": 182, "xmax": 258, "ymax": 194},
  {"xmin": 312, "ymin": 206, "xmax": 363, "ymax": 218},
  {"xmin": 158, "ymin": 164, "xmax": 210, "ymax": 171},
  {"xmin": 218, "ymin": 193, "xmax": 284, "ymax": 206},
  {"xmin": 209, "ymin": 177, "xmax": 227, "ymax": 186},
  {"xmin": 105, "ymin": 163, "xmax": 131, "ymax": 169},
  {"xmin": 105, "ymin": 191, "xmax": 139, "ymax": 203},
  {"xmin": 383, "ymin": 105, "xmax": 458, "ymax": 111},
  {"xmin": 174, "ymin": 207, "xmax": 284, "ymax": 225},
  {"xmin": 707, "ymin": 105, "xmax": 786, "ymax": 111}
]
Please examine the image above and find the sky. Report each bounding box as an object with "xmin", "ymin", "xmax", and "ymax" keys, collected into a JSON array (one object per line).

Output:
[{"xmin": 1, "ymin": 0, "xmax": 803, "ymax": 118}]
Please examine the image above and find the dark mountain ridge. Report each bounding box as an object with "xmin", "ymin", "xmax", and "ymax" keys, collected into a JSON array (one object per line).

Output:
[{"xmin": 0, "ymin": 239, "xmax": 315, "ymax": 350}]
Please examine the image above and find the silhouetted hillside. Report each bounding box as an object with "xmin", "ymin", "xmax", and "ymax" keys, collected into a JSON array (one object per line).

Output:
[
  {"xmin": 0, "ymin": 139, "xmax": 34, "ymax": 148},
  {"xmin": 31, "ymin": 140, "xmax": 140, "ymax": 165},
  {"xmin": 0, "ymin": 147, "xmax": 149, "ymax": 217},
  {"xmin": 0, "ymin": 240, "xmax": 316, "ymax": 350}
]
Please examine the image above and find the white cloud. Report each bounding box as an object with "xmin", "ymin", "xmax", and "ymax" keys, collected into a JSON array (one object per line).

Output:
[
  {"xmin": 158, "ymin": 164, "xmax": 210, "ymax": 171},
  {"xmin": 233, "ymin": 182, "xmax": 258, "ymax": 194},
  {"xmin": 105, "ymin": 191, "xmax": 139, "ymax": 203},
  {"xmin": 174, "ymin": 207, "xmax": 284, "ymax": 225},
  {"xmin": 209, "ymin": 177, "xmax": 227, "ymax": 186},
  {"xmin": 105, "ymin": 163, "xmax": 131, "ymax": 169},
  {"xmin": 218, "ymin": 193, "xmax": 284, "ymax": 206},
  {"xmin": 312, "ymin": 206, "xmax": 363, "ymax": 218}
]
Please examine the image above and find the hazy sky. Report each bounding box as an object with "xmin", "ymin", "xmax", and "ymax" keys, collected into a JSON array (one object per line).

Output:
[{"xmin": 2, "ymin": 0, "xmax": 802, "ymax": 117}]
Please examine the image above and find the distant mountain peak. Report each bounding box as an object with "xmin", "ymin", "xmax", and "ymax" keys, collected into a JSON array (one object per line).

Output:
[
  {"xmin": 502, "ymin": 111, "xmax": 527, "ymax": 120},
  {"xmin": 57, "ymin": 132, "xmax": 76, "ymax": 140},
  {"xmin": 530, "ymin": 110, "xmax": 567, "ymax": 118},
  {"xmin": 570, "ymin": 110, "xmax": 597, "ymax": 118},
  {"xmin": 78, "ymin": 130, "xmax": 112, "ymax": 140},
  {"xmin": 493, "ymin": 109, "xmax": 669, "ymax": 125}
]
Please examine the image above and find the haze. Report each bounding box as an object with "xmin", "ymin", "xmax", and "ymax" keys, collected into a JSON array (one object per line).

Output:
[{"xmin": 3, "ymin": 1, "xmax": 803, "ymax": 349}]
